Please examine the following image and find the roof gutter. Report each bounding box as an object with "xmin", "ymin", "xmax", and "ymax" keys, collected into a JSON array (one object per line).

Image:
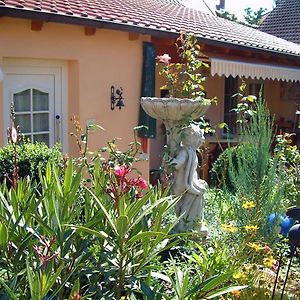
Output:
[{"xmin": 1, "ymin": 6, "xmax": 300, "ymax": 62}]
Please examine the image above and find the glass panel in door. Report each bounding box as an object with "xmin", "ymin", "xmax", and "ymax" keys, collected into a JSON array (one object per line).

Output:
[
  {"xmin": 33, "ymin": 113, "xmax": 49, "ymax": 132},
  {"xmin": 33, "ymin": 89, "xmax": 49, "ymax": 111},
  {"xmin": 15, "ymin": 114, "xmax": 31, "ymax": 133},
  {"xmin": 13, "ymin": 88, "xmax": 50, "ymax": 145},
  {"xmin": 14, "ymin": 89, "xmax": 31, "ymax": 112},
  {"xmin": 33, "ymin": 134, "xmax": 50, "ymax": 146}
]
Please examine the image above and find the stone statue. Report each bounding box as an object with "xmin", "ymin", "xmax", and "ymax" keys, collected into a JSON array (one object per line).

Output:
[{"xmin": 171, "ymin": 123, "xmax": 208, "ymax": 235}]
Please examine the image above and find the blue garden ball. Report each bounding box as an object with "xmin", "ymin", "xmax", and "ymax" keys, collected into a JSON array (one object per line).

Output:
[
  {"xmin": 268, "ymin": 213, "xmax": 277, "ymax": 225},
  {"xmin": 288, "ymin": 224, "xmax": 300, "ymax": 247},
  {"xmin": 268, "ymin": 213, "xmax": 294, "ymax": 237},
  {"xmin": 280, "ymin": 216, "xmax": 294, "ymax": 237}
]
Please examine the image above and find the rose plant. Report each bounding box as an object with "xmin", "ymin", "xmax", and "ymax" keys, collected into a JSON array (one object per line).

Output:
[{"xmin": 157, "ymin": 32, "xmax": 215, "ymax": 103}]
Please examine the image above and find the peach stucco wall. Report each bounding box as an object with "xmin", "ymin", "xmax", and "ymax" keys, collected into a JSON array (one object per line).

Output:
[
  {"xmin": 0, "ymin": 17, "xmax": 150, "ymax": 177},
  {"xmin": 264, "ymin": 79, "xmax": 298, "ymax": 123}
]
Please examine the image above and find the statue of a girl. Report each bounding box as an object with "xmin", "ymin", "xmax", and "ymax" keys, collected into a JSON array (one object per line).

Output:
[{"xmin": 171, "ymin": 123, "xmax": 208, "ymax": 235}]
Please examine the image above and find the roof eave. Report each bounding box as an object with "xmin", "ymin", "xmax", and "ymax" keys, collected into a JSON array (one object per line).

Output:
[{"xmin": 1, "ymin": 6, "xmax": 300, "ymax": 62}]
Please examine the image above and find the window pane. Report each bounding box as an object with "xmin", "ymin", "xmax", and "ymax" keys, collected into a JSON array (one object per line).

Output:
[
  {"xmin": 33, "ymin": 134, "xmax": 49, "ymax": 146},
  {"xmin": 33, "ymin": 113, "xmax": 49, "ymax": 132},
  {"xmin": 15, "ymin": 114, "xmax": 31, "ymax": 133},
  {"xmin": 33, "ymin": 89, "xmax": 49, "ymax": 111},
  {"xmin": 14, "ymin": 89, "xmax": 30, "ymax": 112},
  {"xmin": 249, "ymin": 83, "xmax": 264, "ymax": 99}
]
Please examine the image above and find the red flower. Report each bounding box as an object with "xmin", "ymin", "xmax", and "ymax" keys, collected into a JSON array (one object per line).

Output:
[
  {"xmin": 136, "ymin": 177, "xmax": 148, "ymax": 190},
  {"xmin": 114, "ymin": 165, "xmax": 130, "ymax": 177},
  {"xmin": 157, "ymin": 54, "xmax": 171, "ymax": 65}
]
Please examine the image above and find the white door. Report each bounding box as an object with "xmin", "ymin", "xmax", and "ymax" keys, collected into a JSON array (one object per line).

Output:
[
  {"xmin": 4, "ymin": 74, "xmax": 55, "ymax": 146},
  {"xmin": 3, "ymin": 60, "xmax": 67, "ymax": 150}
]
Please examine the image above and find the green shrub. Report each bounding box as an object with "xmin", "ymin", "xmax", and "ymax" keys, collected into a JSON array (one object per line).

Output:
[
  {"xmin": 210, "ymin": 145, "xmax": 241, "ymax": 191},
  {"xmin": 0, "ymin": 141, "xmax": 62, "ymax": 184},
  {"xmin": 211, "ymin": 100, "xmax": 286, "ymax": 245}
]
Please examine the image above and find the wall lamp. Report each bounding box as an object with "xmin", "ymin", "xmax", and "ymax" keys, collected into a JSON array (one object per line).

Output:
[{"xmin": 111, "ymin": 86, "xmax": 125, "ymax": 110}]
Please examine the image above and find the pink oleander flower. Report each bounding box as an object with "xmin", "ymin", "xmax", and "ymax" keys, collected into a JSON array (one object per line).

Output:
[
  {"xmin": 136, "ymin": 177, "xmax": 148, "ymax": 189},
  {"xmin": 130, "ymin": 177, "xmax": 148, "ymax": 190},
  {"xmin": 157, "ymin": 54, "xmax": 171, "ymax": 65},
  {"xmin": 114, "ymin": 165, "xmax": 130, "ymax": 177}
]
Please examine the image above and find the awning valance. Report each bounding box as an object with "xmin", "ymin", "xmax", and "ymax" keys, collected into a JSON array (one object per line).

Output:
[{"xmin": 210, "ymin": 58, "xmax": 300, "ymax": 82}]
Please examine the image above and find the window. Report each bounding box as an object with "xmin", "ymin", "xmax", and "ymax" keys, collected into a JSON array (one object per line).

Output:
[
  {"xmin": 13, "ymin": 88, "xmax": 50, "ymax": 146},
  {"xmin": 249, "ymin": 82, "xmax": 264, "ymax": 99}
]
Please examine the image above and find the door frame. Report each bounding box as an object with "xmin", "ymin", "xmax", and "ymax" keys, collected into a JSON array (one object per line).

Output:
[{"xmin": 3, "ymin": 58, "xmax": 68, "ymax": 151}]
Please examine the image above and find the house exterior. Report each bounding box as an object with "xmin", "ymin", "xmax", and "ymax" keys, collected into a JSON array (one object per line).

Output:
[{"xmin": 1, "ymin": 0, "xmax": 300, "ymax": 179}]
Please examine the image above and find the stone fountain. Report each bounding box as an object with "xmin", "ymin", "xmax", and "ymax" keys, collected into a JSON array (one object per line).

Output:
[{"xmin": 141, "ymin": 97, "xmax": 210, "ymax": 235}]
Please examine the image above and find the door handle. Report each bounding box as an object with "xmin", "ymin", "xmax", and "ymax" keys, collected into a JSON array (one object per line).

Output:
[{"xmin": 55, "ymin": 114, "xmax": 61, "ymax": 144}]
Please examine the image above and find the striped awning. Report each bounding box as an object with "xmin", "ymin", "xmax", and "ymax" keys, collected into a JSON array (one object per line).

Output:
[{"xmin": 210, "ymin": 58, "xmax": 300, "ymax": 82}]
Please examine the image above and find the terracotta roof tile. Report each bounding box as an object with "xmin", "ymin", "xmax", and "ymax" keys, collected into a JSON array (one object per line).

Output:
[
  {"xmin": 2, "ymin": 0, "xmax": 300, "ymax": 57},
  {"xmin": 260, "ymin": 0, "xmax": 300, "ymax": 45}
]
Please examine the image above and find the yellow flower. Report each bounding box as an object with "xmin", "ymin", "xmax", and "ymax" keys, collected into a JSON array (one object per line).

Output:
[
  {"xmin": 233, "ymin": 271, "xmax": 247, "ymax": 280},
  {"xmin": 242, "ymin": 201, "xmax": 256, "ymax": 209},
  {"xmin": 221, "ymin": 224, "xmax": 238, "ymax": 233},
  {"xmin": 247, "ymin": 242, "xmax": 264, "ymax": 251},
  {"xmin": 263, "ymin": 256, "xmax": 274, "ymax": 268},
  {"xmin": 244, "ymin": 225, "xmax": 259, "ymax": 232}
]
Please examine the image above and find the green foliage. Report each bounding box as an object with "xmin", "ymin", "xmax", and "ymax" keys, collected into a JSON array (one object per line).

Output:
[
  {"xmin": 0, "ymin": 140, "xmax": 62, "ymax": 184},
  {"xmin": 217, "ymin": 7, "xmax": 268, "ymax": 27},
  {"xmin": 216, "ymin": 9, "xmax": 238, "ymax": 22},
  {"xmin": 0, "ymin": 123, "xmax": 248, "ymax": 300},
  {"xmin": 0, "ymin": 158, "xmax": 171, "ymax": 298},
  {"xmin": 274, "ymin": 133, "xmax": 300, "ymax": 207},
  {"xmin": 210, "ymin": 146, "xmax": 241, "ymax": 191},
  {"xmin": 206, "ymin": 100, "xmax": 291, "ymax": 298},
  {"xmin": 243, "ymin": 7, "xmax": 268, "ymax": 26},
  {"xmin": 206, "ymin": 89, "xmax": 300, "ymax": 298},
  {"xmin": 154, "ymin": 257, "xmax": 246, "ymax": 300},
  {"xmin": 0, "ymin": 161, "xmax": 87, "ymax": 299},
  {"xmin": 225, "ymin": 101, "xmax": 285, "ymax": 240}
]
